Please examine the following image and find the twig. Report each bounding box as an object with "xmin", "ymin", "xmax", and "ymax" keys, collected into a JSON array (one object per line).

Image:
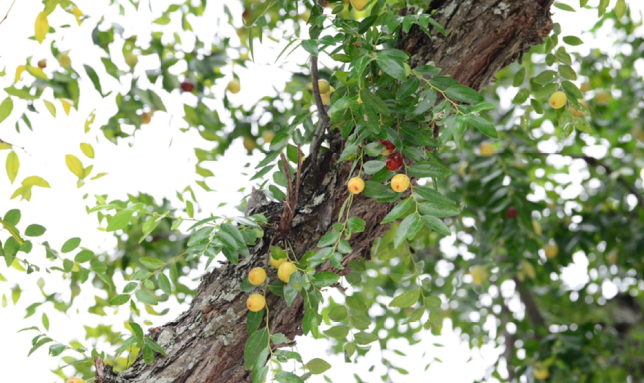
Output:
[
  {"xmin": 501, "ymin": 302, "xmax": 516, "ymax": 382},
  {"xmin": 295, "ymin": 145, "xmax": 302, "ymax": 205},
  {"xmin": 0, "ymin": 138, "xmax": 24, "ymax": 150},
  {"xmin": 0, "ymin": 0, "xmax": 18, "ymax": 26},
  {"xmin": 513, "ymin": 277, "xmax": 547, "ymax": 337},
  {"xmin": 310, "ymin": 56, "xmax": 330, "ymax": 161}
]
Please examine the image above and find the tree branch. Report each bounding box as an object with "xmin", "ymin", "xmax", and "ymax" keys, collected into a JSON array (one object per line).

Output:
[
  {"xmin": 309, "ymin": 56, "xmax": 330, "ymax": 161},
  {"xmin": 0, "ymin": 0, "xmax": 18, "ymax": 26},
  {"xmin": 513, "ymin": 277, "xmax": 547, "ymax": 337},
  {"xmin": 501, "ymin": 302, "xmax": 517, "ymax": 382}
]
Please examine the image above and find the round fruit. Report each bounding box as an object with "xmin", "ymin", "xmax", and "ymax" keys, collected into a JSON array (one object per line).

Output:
[
  {"xmin": 596, "ymin": 92, "xmax": 609, "ymax": 104},
  {"xmin": 404, "ymin": 63, "xmax": 411, "ymax": 77},
  {"xmin": 37, "ymin": 59, "xmax": 47, "ymax": 69},
  {"xmin": 379, "ymin": 139, "xmax": 396, "ymax": 155},
  {"xmin": 549, "ymin": 91, "xmax": 567, "ymax": 109},
  {"xmin": 270, "ymin": 256, "xmax": 287, "ymax": 269},
  {"xmin": 67, "ymin": 379, "xmax": 86, "ymax": 383},
  {"xmin": 227, "ymin": 79, "xmax": 241, "ymax": 94},
  {"xmin": 243, "ymin": 136, "xmax": 256, "ymax": 154},
  {"xmin": 248, "ymin": 267, "xmax": 267, "ymax": 286},
  {"xmin": 321, "ymin": 92, "xmax": 330, "ymax": 105},
  {"xmin": 471, "ymin": 266, "xmax": 488, "ymax": 286},
  {"xmin": 58, "ymin": 53, "xmax": 71, "ymax": 68},
  {"xmin": 278, "ymin": 262, "xmax": 297, "ymax": 283},
  {"xmin": 580, "ymin": 82, "xmax": 591, "ymax": 93},
  {"xmin": 262, "ymin": 130, "xmax": 275, "ymax": 144},
  {"xmin": 545, "ymin": 243, "xmax": 559, "ymax": 259},
  {"xmin": 390, "ymin": 174, "xmax": 410, "ymax": 193},
  {"xmin": 125, "ymin": 53, "xmax": 138, "ymax": 68},
  {"xmin": 300, "ymin": 9, "xmax": 311, "ymax": 22},
  {"xmin": 386, "ymin": 153, "xmax": 403, "ymax": 171},
  {"xmin": 317, "ymin": 79, "xmax": 330, "ymax": 94},
  {"xmin": 350, "ymin": 0, "xmax": 369, "ymax": 11},
  {"xmin": 533, "ymin": 367, "xmax": 549, "ymax": 380},
  {"xmin": 479, "ymin": 143, "xmax": 495, "ymax": 156},
  {"xmin": 247, "ymin": 294, "xmax": 266, "ymax": 312},
  {"xmin": 142, "ymin": 112, "xmax": 152, "ymax": 125},
  {"xmin": 348, "ymin": 177, "xmax": 365, "ymax": 194},
  {"xmin": 180, "ymin": 80, "xmax": 194, "ymax": 92},
  {"xmin": 532, "ymin": 220, "xmax": 542, "ymax": 235},
  {"xmin": 506, "ymin": 206, "xmax": 517, "ymax": 219}
]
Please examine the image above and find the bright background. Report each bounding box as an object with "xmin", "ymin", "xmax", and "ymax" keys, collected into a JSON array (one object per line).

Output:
[{"xmin": 0, "ymin": 0, "xmax": 642, "ymax": 381}]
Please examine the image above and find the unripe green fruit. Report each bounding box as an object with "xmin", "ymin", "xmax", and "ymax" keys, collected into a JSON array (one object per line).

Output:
[
  {"xmin": 126, "ymin": 53, "xmax": 138, "ymax": 68},
  {"xmin": 58, "ymin": 53, "xmax": 71, "ymax": 68}
]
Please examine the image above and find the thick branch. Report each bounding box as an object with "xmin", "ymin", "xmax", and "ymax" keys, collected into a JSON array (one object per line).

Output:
[
  {"xmin": 310, "ymin": 56, "xmax": 330, "ymax": 161},
  {"xmin": 514, "ymin": 277, "xmax": 548, "ymax": 337}
]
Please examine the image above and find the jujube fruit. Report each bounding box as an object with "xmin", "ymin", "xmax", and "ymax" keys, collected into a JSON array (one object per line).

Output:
[
  {"xmin": 386, "ymin": 153, "xmax": 403, "ymax": 171},
  {"xmin": 390, "ymin": 174, "xmax": 410, "ymax": 193},
  {"xmin": 379, "ymin": 139, "xmax": 395, "ymax": 155},
  {"xmin": 248, "ymin": 268, "xmax": 267, "ymax": 286},
  {"xmin": 549, "ymin": 91, "xmax": 567, "ymax": 109},
  {"xmin": 180, "ymin": 80, "xmax": 194, "ymax": 92},
  {"xmin": 227, "ymin": 79, "xmax": 241, "ymax": 94},
  {"xmin": 278, "ymin": 262, "xmax": 297, "ymax": 283},
  {"xmin": 247, "ymin": 294, "xmax": 266, "ymax": 312},
  {"xmin": 348, "ymin": 177, "xmax": 365, "ymax": 194}
]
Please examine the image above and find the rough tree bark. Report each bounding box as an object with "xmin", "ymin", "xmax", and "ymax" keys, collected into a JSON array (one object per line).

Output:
[{"xmin": 97, "ymin": 1, "xmax": 554, "ymax": 382}]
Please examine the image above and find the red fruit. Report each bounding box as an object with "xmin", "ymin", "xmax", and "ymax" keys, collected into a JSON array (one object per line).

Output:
[
  {"xmin": 180, "ymin": 80, "xmax": 194, "ymax": 92},
  {"xmin": 506, "ymin": 207, "xmax": 517, "ymax": 219},
  {"xmin": 386, "ymin": 153, "xmax": 403, "ymax": 171},
  {"xmin": 379, "ymin": 139, "xmax": 396, "ymax": 155}
]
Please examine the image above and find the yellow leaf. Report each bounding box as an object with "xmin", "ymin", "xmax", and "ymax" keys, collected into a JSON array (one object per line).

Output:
[
  {"xmin": 72, "ymin": 7, "xmax": 83, "ymax": 25},
  {"xmin": 26, "ymin": 66, "xmax": 47, "ymax": 80},
  {"xmin": 65, "ymin": 154, "xmax": 85, "ymax": 179},
  {"xmin": 60, "ymin": 99, "xmax": 71, "ymax": 115},
  {"xmin": 22, "ymin": 176, "xmax": 50, "ymax": 188},
  {"xmin": 80, "ymin": 143, "xmax": 94, "ymax": 158},
  {"xmin": 43, "ymin": 100, "xmax": 56, "ymax": 117},
  {"xmin": 12, "ymin": 260, "xmax": 26, "ymax": 272},
  {"xmin": 91, "ymin": 172, "xmax": 108, "ymax": 180},
  {"xmin": 83, "ymin": 164, "xmax": 93, "ymax": 178},
  {"xmin": 14, "ymin": 65, "xmax": 25, "ymax": 83},
  {"xmin": 85, "ymin": 109, "xmax": 96, "ymax": 133},
  {"xmin": 35, "ymin": 12, "xmax": 49, "ymax": 44},
  {"xmin": 0, "ymin": 143, "xmax": 11, "ymax": 150},
  {"xmin": 6, "ymin": 151, "xmax": 19, "ymax": 184}
]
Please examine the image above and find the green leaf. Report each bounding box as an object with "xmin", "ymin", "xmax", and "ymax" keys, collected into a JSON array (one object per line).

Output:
[
  {"xmin": 376, "ymin": 51, "xmax": 407, "ymax": 81},
  {"xmin": 466, "ymin": 115, "xmax": 498, "ymax": 139},
  {"xmin": 533, "ymin": 70, "xmax": 558, "ymax": 85},
  {"xmin": 559, "ymin": 65, "xmax": 577, "ymax": 81},
  {"xmin": 328, "ymin": 306, "xmax": 348, "ymax": 322},
  {"xmin": 271, "ymin": 333, "xmax": 291, "ymax": 345},
  {"xmin": 158, "ymin": 273, "xmax": 171, "ymax": 295},
  {"xmin": 513, "ymin": 67, "xmax": 526, "ymax": 87},
  {"xmin": 74, "ymin": 249, "xmax": 94, "ymax": 263},
  {"xmin": 247, "ymin": 309, "xmax": 264, "ymax": 335},
  {"xmin": 425, "ymin": 296, "xmax": 442, "ymax": 310},
  {"xmin": 317, "ymin": 232, "xmax": 340, "ymax": 248},
  {"xmin": 6, "ymin": 151, "xmax": 19, "ymax": 184},
  {"xmin": 381, "ymin": 197, "xmax": 414, "ymax": 224},
  {"xmin": 347, "ymin": 217, "xmax": 366, "ymax": 233},
  {"xmin": 363, "ymin": 160, "xmax": 385, "ymax": 174},
  {"xmin": 360, "ymin": 88, "xmax": 390, "ymax": 117},
  {"xmin": 563, "ymin": 35, "xmax": 583, "ymax": 46},
  {"xmin": 444, "ymin": 85, "xmax": 484, "ymax": 104},
  {"xmin": 110, "ymin": 294, "xmax": 131, "ymax": 306},
  {"xmin": 80, "ymin": 143, "xmax": 95, "ymax": 159},
  {"xmin": 61, "ymin": 238, "xmax": 81, "ymax": 253},
  {"xmin": 306, "ymin": 358, "xmax": 332, "ymax": 375},
  {"xmin": 135, "ymin": 290, "xmax": 158, "ymax": 305},
  {"xmin": 554, "ymin": 2, "xmax": 576, "ymax": 11},
  {"xmin": 394, "ymin": 213, "xmax": 418, "ymax": 248},
  {"xmin": 28, "ymin": 337, "xmax": 53, "ymax": 356},
  {"xmin": 140, "ymin": 257, "xmax": 165, "ymax": 270},
  {"xmin": 144, "ymin": 338, "xmax": 167, "ymax": 356},
  {"xmin": 275, "ymin": 372, "xmax": 305, "ymax": 383},
  {"xmin": 25, "ymin": 224, "xmax": 46, "ymax": 237},
  {"xmin": 418, "ymin": 202, "xmax": 460, "ymax": 217},
  {"xmin": 345, "ymin": 295, "xmax": 368, "ymax": 312},
  {"xmin": 44, "ymin": 100, "xmax": 56, "ymax": 117},
  {"xmin": 42, "ymin": 313, "xmax": 49, "ymax": 331},
  {"xmin": 421, "ymin": 215, "xmax": 451, "ymax": 236},
  {"xmin": 324, "ymin": 325, "xmax": 350, "ymax": 339},
  {"xmin": 84, "ymin": 65, "xmax": 104, "ymax": 95},
  {"xmin": 107, "ymin": 209, "xmax": 133, "ymax": 232},
  {"xmin": 244, "ymin": 328, "xmax": 269, "ymax": 370},
  {"xmin": 407, "ymin": 163, "xmax": 452, "ymax": 179},
  {"xmin": 389, "ymin": 289, "xmax": 420, "ymax": 308},
  {"xmin": 0, "ymin": 97, "xmax": 13, "ymax": 123},
  {"xmin": 311, "ymin": 272, "xmax": 340, "ymax": 288},
  {"xmin": 354, "ymin": 331, "xmax": 379, "ymax": 345},
  {"xmin": 65, "ymin": 154, "xmax": 84, "ymax": 179}
]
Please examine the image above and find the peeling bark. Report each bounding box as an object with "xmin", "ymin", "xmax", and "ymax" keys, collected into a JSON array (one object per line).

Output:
[{"xmin": 98, "ymin": 1, "xmax": 553, "ymax": 382}]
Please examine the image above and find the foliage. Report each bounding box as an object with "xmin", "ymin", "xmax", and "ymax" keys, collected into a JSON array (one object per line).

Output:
[{"xmin": 0, "ymin": 0, "xmax": 643, "ymax": 382}]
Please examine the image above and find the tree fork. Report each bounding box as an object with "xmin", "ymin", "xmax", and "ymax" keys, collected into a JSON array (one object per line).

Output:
[{"xmin": 98, "ymin": 1, "xmax": 553, "ymax": 382}]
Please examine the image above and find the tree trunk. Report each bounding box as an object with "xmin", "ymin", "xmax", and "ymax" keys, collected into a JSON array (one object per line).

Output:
[{"xmin": 97, "ymin": 1, "xmax": 553, "ymax": 382}]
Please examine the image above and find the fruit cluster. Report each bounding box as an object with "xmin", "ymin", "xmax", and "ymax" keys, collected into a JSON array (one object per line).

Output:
[
  {"xmin": 245, "ymin": 254, "xmax": 297, "ymax": 312},
  {"xmin": 348, "ymin": 139, "xmax": 410, "ymax": 195}
]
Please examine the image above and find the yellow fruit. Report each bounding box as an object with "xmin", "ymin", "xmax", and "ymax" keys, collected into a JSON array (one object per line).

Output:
[
  {"xmin": 58, "ymin": 53, "xmax": 71, "ymax": 68},
  {"xmin": 545, "ymin": 243, "xmax": 559, "ymax": 259},
  {"xmin": 246, "ymin": 294, "xmax": 266, "ymax": 312},
  {"xmin": 596, "ymin": 92, "xmax": 609, "ymax": 105},
  {"xmin": 270, "ymin": 256, "xmax": 287, "ymax": 269},
  {"xmin": 549, "ymin": 91, "xmax": 567, "ymax": 109},
  {"xmin": 142, "ymin": 112, "xmax": 152, "ymax": 125},
  {"xmin": 350, "ymin": 0, "xmax": 369, "ymax": 11},
  {"xmin": 243, "ymin": 136, "xmax": 256, "ymax": 154},
  {"xmin": 321, "ymin": 92, "xmax": 330, "ymax": 105},
  {"xmin": 67, "ymin": 379, "xmax": 86, "ymax": 383},
  {"xmin": 248, "ymin": 267, "xmax": 267, "ymax": 285},
  {"xmin": 300, "ymin": 9, "xmax": 311, "ymax": 22},
  {"xmin": 532, "ymin": 220, "xmax": 542, "ymax": 236},
  {"xmin": 390, "ymin": 174, "xmax": 410, "ymax": 193},
  {"xmin": 328, "ymin": 86, "xmax": 335, "ymax": 94},
  {"xmin": 479, "ymin": 143, "xmax": 495, "ymax": 156},
  {"xmin": 227, "ymin": 79, "xmax": 241, "ymax": 94},
  {"xmin": 534, "ymin": 367, "xmax": 549, "ymax": 380},
  {"xmin": 348, "ymin": 177, "xmax": 365, "ymax": 194},
  {"xmin": 318, "ymin": 79, "xmax": 330, "ymax": 94},
  {"xmin": 404, "ymin": 63, "xmax": 411, "ymax": 77},
  {"xmin": 125, "ymin": 53, "xmax": 138, "ymax": 68},
  {"xmin": 471, "ymin": 266, "xmax": 488, "ymax": 286},
  {"xmin": 262, "ymin": 130, "xmax": 275, "ymax": 144},
  {"xmin": 520, "ymin": 260, "xmax": 536, "ymax": 280},
  {"xmin": 306, "ymin": 82, "xmax": 313, "ymax": 91},
  {"xmin": 580, "ymin": 82, "xmax": 591, "ymax": 93},
  {"xmin": 278, "ymin": 262, "xmax": 297, "ymax": 283}
]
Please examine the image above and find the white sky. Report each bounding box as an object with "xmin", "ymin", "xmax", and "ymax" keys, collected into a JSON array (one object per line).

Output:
[{"xmin": 0, "ymin": 0, "xmax": 642, "ymax": 382}]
